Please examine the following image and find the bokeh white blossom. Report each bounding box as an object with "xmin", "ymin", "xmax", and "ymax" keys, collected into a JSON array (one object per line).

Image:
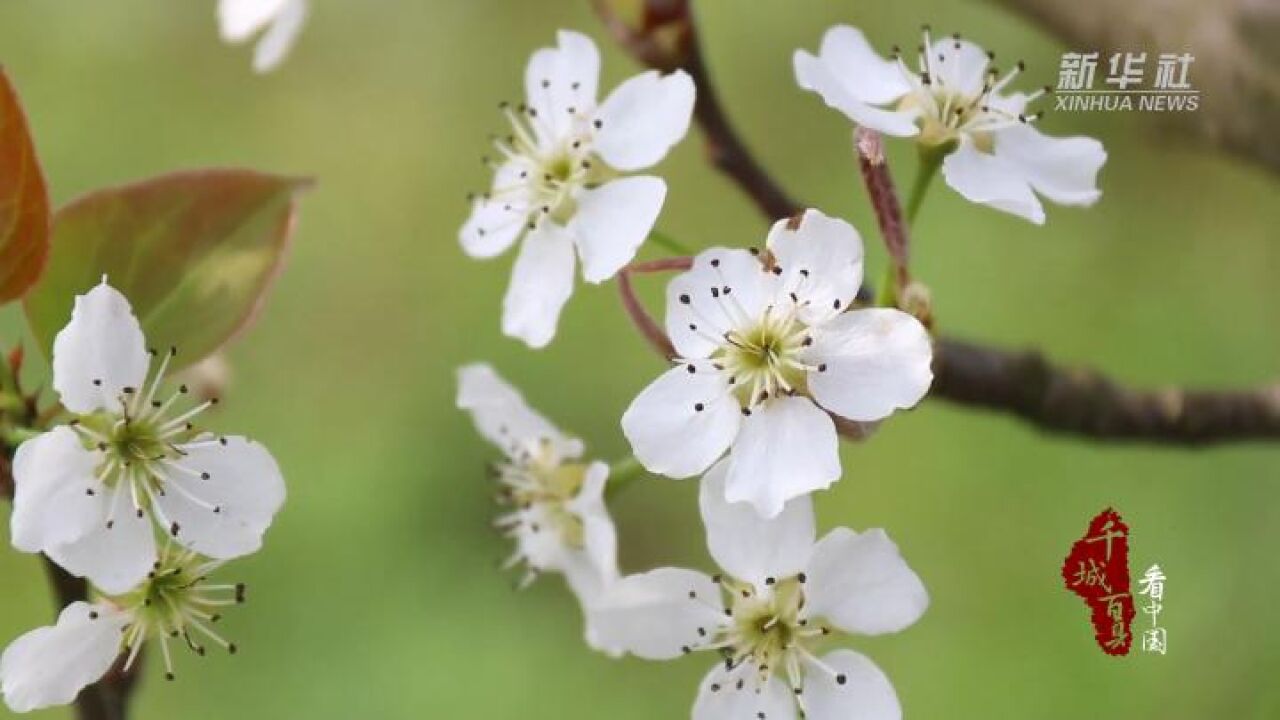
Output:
[{"xmin": 457, "ymin": 363, "xmax": 619, "ymax": 652}]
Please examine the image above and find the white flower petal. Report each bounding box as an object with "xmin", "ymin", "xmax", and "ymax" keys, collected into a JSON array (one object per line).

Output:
[
  {"xmin": 589, "ymin": 568, "xmax": 724, "ymax": 660},
  {"xmin": 621, "ymin": 362, "xmax": 741, "ymax": 479},
  {"xmin": 725, "ymin": 396, "xmax": 839, "ymax": 518},
  {"xmin": 941, "ymin": 139, "xmax": 1044, "ymax": 224},
  {"xmin": 594, "ymin": 70, "xmax": 695, "ymax": 171},
  {"xmin": 806, "ymin": 308, "xmax": 933, "ymax": 422},
  {"xmin": 51, "ymin": 281, "xmax": 149, "ymax": 415},
  {"xmin": 563, "ymin": 462, "xmax": 622, "ymax": 655},
  {"xmin": 804, "ymin": 528, "xmax": 928, "ymax": 636},
  {"xmin": 525, "ymin": 30, "xmax": 601, "ymax": 140},
  {"xmin": 793, "ymin": 48, "xmax": 918, "ymax": 138},
  {"xmin": 803, "ymin": 650, "xmax": 901, "ymax": 720},
  {"xmin": 251, "ymin": 0, "xmax": 307, "ymax": 73},
  {"xmin": 0, "ymin": 602, "xmax": 128, "ymax": 713},
  {"xmin": 816, "ymin": 25, "xmax": 911, "ymax": 104},
  {"xmin": 217, "ymin": 0, "xmax": 290, "ymax": 41},
  {"xmin": 460, "ymin": 169, "xmax": 529, "ymax": 259},
  {"xmin": 47, "ymin": 508, "xmax": 156, "ymax": 596},
  {"xmin": 456, "ymin": 363, "xmax": 580, "ymax": 459},
  {"xmin": 155, "ymin": 436, "xmax": 286, "ymax": 560},
  {"xmin": 930, "ymin": 38, "xmax": 991, "ymax": 98},
  {"xmin": 693, "ymin": 662, "xmax": 797, "ymax": 720},
  {"xmin": 573, "ymin": 176, "xmax": 666, "ymax": 283},
  {"xmin": 501, "ymin": 223, "xmax": 577, "ymax": 349},
  {"xmin": 765, "ymin": 209, "xmax": 864, "ymax": 326},
  {"xmin": 567, "ymin": 462, "xmax": 619, "ymax": 591},
  {"xmin": 10, "ymin": 428, "xmax": 103, "ymax": 553},
  {"xmin": 665, "ymin": 248, "xmax": 775, "ymax": 359},
  {"xmin": 994, "ymin": 123, "xmax": 1106, "ymax": 207},
  {"xmin": 513, "ymin": 503, "xmax": 576, "ymax": 573},
  {"xmin": 699, "ymin": 459, "xmax": 814, "ymax": 586}
]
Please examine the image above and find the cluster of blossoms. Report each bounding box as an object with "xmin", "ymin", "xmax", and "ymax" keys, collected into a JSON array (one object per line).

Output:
[
  {"xmin": 457, "ymin": 23, "xmax": 1104, "ymax": 719},
  {"xmin": 1, "ymin": 281, "xmax": 286, "ymax": 712}
]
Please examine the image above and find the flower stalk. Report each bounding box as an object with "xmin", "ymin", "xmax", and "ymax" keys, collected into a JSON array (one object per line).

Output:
[{"xmin": 855, "ymin": 129, "xmax": 912, "ymax": 310}]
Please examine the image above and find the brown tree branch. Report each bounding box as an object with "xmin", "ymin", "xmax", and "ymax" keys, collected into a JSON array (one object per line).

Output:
[
  {"xmin": 593, "ymin": 0, "xmax": 1280, "ymax": 445},
  {"xmin": 934, "ymin": 338, "xmax": 1280, "ymax": 443}
]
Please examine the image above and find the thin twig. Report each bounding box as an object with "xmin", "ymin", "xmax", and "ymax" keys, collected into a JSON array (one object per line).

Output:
[
  {"xmin": 593, "ymin": 0, "xmax": 1280, "ymax": 445},
  {"xmin": 854, "ymin": 128, "xmax": 909, "ymax": 289},
  {"xmin": 0, "ymin": 452, "xmax": 11, "ymax": 500},
  {"xmin": 618, "ymin": 267, "xmax": 676, "ymax": 360}
]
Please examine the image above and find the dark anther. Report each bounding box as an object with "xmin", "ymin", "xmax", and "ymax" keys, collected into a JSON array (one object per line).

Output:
[
  {"xmin": 836, "ymin": 674, "xmax": 848, "ymax": 685},
  {"xmin": 694, "ymin": 403, "xmax": 705, "ymax": 412}
]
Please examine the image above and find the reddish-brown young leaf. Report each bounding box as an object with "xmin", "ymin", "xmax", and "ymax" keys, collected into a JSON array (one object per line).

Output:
[
  {"xmin": 0, "ymin": 67, "xmax": 51, "ymax": 303},
  {"xmin": 24, "ymin": 169, "xmax": 311, "ymax": 370}
]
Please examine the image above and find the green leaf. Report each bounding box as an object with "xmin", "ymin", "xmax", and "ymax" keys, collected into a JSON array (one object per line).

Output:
[
  {"xmin": 0, "ymin": 67, "xmax": 52, "ymax": 304},
  {"xmin": 24, "ymin": 169, "xmax": 311, "ymax": 370}
]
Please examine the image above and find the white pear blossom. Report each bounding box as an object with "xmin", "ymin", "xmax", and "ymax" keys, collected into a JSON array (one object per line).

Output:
[
  {"xmin": 794, "ymin": 25, "xmax": 1106, "ymax": 224},
  {"xmin": 0, "ymin": 543, "xmax": 248, "ymax": 713},
  {"xmin": 457, "ymin": 363, "xmax": 620, "ymax": 652},
  {"xmin": 591, "ymin": 460, "xmax": 927, "ymax": 720},
  {"xmin": 460, "ymin": 30, "xmax": 696, "ymax": 349},
  {"xmin": 217, "ymin": 0, "xmax": 308, "ymax": 73},
  {"xmin": 621, "ymin": 209, "xmax": 932, "ymax": 517},
  {"xmin": 9, "ymin": 281, "xmax": 286, "ymax": 594}
]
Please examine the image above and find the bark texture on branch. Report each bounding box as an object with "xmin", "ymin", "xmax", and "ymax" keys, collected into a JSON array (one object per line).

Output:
[
  {"xmin": 935, "ymin": 338, "xmax": 1280, "ymax": 443},
  {"xmin": 991, "ymin": 0, "xmax": 1280, "ymax": 177},
  {"xmin": 592, "ymin": 0, "xmax": 1280, "ymax": 446}
]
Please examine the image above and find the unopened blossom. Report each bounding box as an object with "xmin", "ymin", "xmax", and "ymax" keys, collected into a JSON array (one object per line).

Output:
[
  {"xmin": 795, "ymin": 25, "xmax": 1106, "ymax": 224},
  {"xmin": 460, "ymin": 30, "xmax": 696, "ymax": 348},
  {"xmin": 591, "ymin": 460, "xmax": 928, "ymax": 720},
  {"xmin": 9, "ymin": 281, "xmax": 285, "ymax": 594},
  {"xmin": 621, "ymin": 209, "xmax": 932, "ymax": 517},
  {"xmin": 217, "ymin": 0, "xmax": 308, "ymax": 73},
  {"xmin": 0, "ymin": 543, "xmax": 248, "ymax": 713},
  {"xmin": 457, "ymin": 363, "xmax": 619, "ymax": 652}
]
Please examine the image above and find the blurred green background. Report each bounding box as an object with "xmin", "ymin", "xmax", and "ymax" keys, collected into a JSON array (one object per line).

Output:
[{"xmin": 1, "ymin": 0, "xmax": 1277, "ymax": 717}]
